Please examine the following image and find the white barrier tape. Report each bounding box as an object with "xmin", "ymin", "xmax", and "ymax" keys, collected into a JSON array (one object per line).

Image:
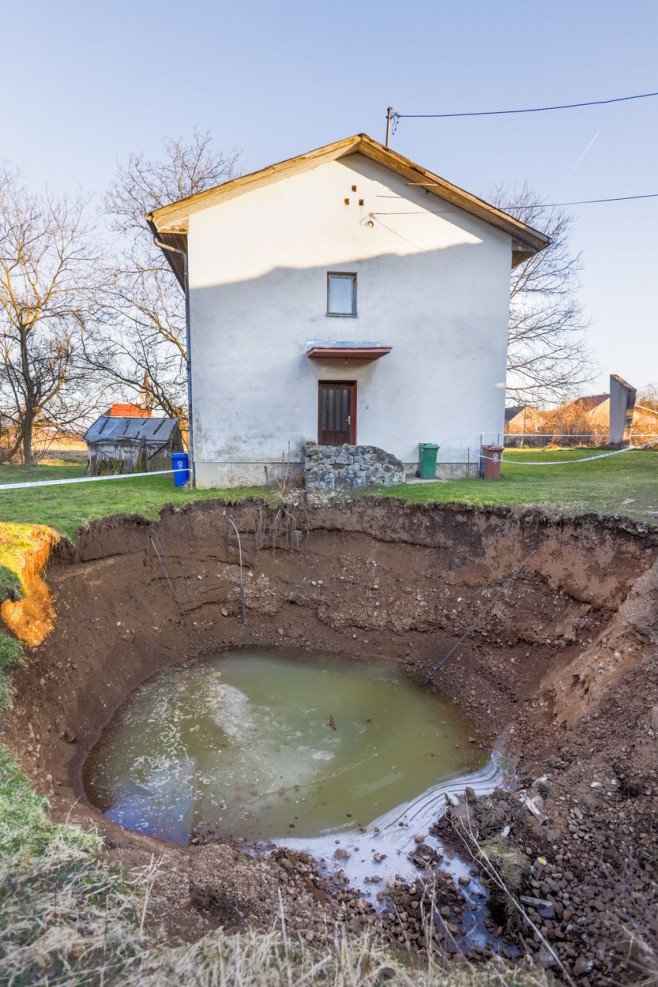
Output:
[
  {"xmin": 482, "ymin": 439, "xmax": 657, "ymax": 466},
  {"xmin": 505, "ymin": 433, "xmax": 610, "ymax": 439},
  {"xmin": 0, "ymin": 469, "xmax": 178, "ymax": 492},
  {"xmin": 505, "ymin": 433, "xmax": 658, "ymax": 438}
]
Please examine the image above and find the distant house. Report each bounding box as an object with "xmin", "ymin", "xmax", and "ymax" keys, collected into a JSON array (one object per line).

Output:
[
  {"xmin": 147, "ymin": 132, "xmax": 548, "ymax": 487},
  {"xmin": 504, "ymin": 405, "xmax": 550, "ymax": 435},
  {"xmin": 83, "ymin": 416, "xmax": 183, "ymax": 475},
  {"xmin": 583, "ymin": 397, "xmax": 610, "ymax": 437},
  {"xmin": 105, "ymin": 403, "xmax": 151, "ymax": 418},
  {"xmin": 550, "ymin": 393, "xmax": 610, "ymax": 441},
  {"xmin": 578, "ymin": 393, "xmax": 658, "ymax": 444},
  {"xmin": 570, "ymin": 394, "xmax": 609, "ymax": 415},
  {"xmin": 530, "ymin": 376, "xmax": 656, "ymax": 446}
]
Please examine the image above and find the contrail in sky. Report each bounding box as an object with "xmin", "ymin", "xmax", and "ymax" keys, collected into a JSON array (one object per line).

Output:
[{"xmin": 553, "ymin": 131, "xmax": 600, "ymax": 199}]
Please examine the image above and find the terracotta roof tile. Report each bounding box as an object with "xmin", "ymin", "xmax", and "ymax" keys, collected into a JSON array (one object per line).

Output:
[{"xmin": 107, "ymin": 403, "xmax": 151, "ymax": 418}]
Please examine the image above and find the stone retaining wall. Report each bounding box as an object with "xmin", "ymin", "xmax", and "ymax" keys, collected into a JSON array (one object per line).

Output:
[{"xmin": 303, "ymin": 442, "xmax": 405, "ymax": 493}]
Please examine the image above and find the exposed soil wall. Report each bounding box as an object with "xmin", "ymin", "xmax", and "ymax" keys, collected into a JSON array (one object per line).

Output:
[{"xmin": 3, "ymin": 499, "xmax": 658, "ymax": 980}]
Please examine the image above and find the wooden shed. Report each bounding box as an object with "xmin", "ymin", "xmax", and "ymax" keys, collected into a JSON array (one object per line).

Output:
[{"xmin": 83, "ymin": 416, "xmax": 183, "ymax": 475}]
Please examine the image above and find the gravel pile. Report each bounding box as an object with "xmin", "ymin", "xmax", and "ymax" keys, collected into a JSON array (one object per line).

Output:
[{"xmin": 427, "ymin": 780, "xmax": 658, "ymax": 985}]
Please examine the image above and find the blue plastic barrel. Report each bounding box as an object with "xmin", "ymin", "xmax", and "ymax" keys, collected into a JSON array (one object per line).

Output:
[{"xmin": 171, "ymin": 451, "xmax": 190, "ymax": 486}]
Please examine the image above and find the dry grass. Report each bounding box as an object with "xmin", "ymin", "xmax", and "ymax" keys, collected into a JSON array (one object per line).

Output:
[
  {"xmin": 127, "ymin": 927, "xmax": 549, "ymax": 987},
  {"xmin": 1, "ymin": 852, "xmax": 552, "ymax": 987},
  {"xmin": 0, "ymin": 749, "xmax": 555, "ymax": 987}
]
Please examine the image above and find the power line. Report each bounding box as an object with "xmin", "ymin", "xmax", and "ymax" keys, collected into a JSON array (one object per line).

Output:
[
  {"xmin": 394, "ymin": 89, "xmax": 658, "ymax": 120},
  {"xmin": 370, "ymin": 190, "xmax": 658, "ymax": 216},
  {"xmin": 521, "ymin": 193, "xmax": 658, "ymax": 208},
  {"xmin": 369, "ymin": 189, "xmax": 658, "ymax": 216}
]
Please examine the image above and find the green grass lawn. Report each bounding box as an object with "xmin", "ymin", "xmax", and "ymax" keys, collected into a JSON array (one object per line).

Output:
[
  {"xmin": 368, "ymin": 448, "xmax": 658, "ymax": 524},
  {"xmin": 0, "ymin": 448, "xmax": 655, "ymax": 542},
  {"xmin": 0, "ymin": 464, "xmax": 267, "ymax": 541}
]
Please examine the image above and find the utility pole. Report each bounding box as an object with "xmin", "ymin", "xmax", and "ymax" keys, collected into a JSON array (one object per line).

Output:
[{"xmin": 385, "ymin": 107, "xmax": 393, "ymax": 148}]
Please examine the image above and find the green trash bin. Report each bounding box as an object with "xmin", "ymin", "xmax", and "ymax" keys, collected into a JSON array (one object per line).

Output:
[{"xmin": 418, "ymin": 443, "xmax": 439, "ymax": 479}]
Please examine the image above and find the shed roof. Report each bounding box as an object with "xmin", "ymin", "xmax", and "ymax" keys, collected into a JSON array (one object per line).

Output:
[
  {"xmin": 84, "ymin": 416, "xmax": 180, "ymax": 444},
  {"xmin": 147, "ymin": 133, "xmax": 549, "ymax": 286}
]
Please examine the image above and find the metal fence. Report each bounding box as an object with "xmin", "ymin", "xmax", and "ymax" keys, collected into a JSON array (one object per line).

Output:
[{"xmin": 503, "ymin": 432, "xmax": 658, "ymax": 449}]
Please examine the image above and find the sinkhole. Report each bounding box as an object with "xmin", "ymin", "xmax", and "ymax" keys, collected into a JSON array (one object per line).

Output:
[{"xmin": 83, "ymin": 648, "xmax": 490, "ymax": 846}]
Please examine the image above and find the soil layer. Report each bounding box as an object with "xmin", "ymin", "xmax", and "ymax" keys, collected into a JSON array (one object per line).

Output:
[{"xmin": 3, "ymin": 499, "xmax": 658, "ymax": 983}]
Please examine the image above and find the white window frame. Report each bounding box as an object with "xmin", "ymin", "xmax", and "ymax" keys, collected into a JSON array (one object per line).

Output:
[{"xmin": 327, "ymin": 272, "xmax": 357, "ymax": 317}]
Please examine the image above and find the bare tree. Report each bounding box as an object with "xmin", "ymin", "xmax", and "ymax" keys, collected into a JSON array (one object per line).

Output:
[
  {"xmin": 85, "ymin": 133, "xmax": 240, "ymax": 424},
  {"xmin": 0, "ymin": 166, "xmax": 99, "ymax": 464},
  {"xmin": 492, "ymin": 184, "xmax": 596, "ymax": 405},
  {"xmin": 637, "ymin": 383, "xmax": 658, "ymax": 411}
]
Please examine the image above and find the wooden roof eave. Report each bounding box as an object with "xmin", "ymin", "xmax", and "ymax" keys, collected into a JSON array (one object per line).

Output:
[
  {"xmin": 147, "ymin": 133, "xmax": 549, "ymax": 263},
  {"xmin": 511, "ymin": 241, "xmax": 538, "ymax": 269},
  {"xmin": 146, "ymin": 135, "xmax": 364, "ymax": 234},
  {"xmin": 353, "ymin": 138, "xmax": 549, "ymax": 257},
  {"xmin": 148, "ymin": 222, "xmax": 187, "ymax": 289}
]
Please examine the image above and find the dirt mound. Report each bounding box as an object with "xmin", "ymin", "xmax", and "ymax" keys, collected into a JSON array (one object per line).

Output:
[{"xmin": 2, "ymin": 499, "xmax": 657, "ymax": 980}]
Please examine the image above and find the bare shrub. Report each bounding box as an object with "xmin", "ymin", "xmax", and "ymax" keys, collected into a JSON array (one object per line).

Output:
[{"xmin": 549, "ymin": 401, "xmax": 595, "ymax": 447}]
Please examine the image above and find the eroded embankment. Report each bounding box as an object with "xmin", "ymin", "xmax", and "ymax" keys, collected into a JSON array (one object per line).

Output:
[{"xmin": 3, "ymin": 499, "xmax": 658, "ymax": 968}]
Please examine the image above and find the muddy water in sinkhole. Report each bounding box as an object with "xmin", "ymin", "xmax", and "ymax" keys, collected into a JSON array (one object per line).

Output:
[{"xmin": 83, "ymin": 649, "xmax": 490, "ymax": 845}]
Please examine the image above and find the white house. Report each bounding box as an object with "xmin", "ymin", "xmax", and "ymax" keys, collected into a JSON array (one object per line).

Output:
[{"xmin": 148, "ymin": 134, "xmax": 548, "ymax": 488}]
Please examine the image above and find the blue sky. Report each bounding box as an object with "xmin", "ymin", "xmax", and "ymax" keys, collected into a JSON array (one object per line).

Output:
[{"xmin": 3, "ymin": 0, "xmax": 657, "ymax": 397}]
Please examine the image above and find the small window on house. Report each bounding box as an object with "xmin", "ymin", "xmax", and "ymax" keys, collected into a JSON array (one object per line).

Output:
[{"xmin": 327, "ymin": 273, "xmax": 356, "ymax": 317}]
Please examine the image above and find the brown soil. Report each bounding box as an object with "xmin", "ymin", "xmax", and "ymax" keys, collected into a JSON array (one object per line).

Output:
[{"xmin": 3, "ymin": 499, "xmax": 658, "ymax": 981}]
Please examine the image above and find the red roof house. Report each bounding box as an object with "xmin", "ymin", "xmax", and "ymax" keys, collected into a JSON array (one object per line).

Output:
[{"xmin": 106, "ymin": 403, "xmax": 151, "ymax": 418}]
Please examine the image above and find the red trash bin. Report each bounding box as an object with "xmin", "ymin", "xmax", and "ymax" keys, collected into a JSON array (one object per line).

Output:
[{"xmin": 481, "ymin": 444, "xmax": 504, "ymax": 479}]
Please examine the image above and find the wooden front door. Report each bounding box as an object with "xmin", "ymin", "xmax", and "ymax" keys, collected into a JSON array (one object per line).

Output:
[{"xmin": 318, "ymin": 382, "xmax": 355, "ymax": 445}]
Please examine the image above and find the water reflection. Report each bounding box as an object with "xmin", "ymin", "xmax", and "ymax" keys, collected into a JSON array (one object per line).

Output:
[{"xmin": 84, "ymin": 649, "xmax": 489, "ymax": 844}]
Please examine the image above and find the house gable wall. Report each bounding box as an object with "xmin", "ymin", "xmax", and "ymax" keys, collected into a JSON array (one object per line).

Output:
[{"xmin": 187, "ymin": 153, "xmax": 512, "ymax": 487}]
